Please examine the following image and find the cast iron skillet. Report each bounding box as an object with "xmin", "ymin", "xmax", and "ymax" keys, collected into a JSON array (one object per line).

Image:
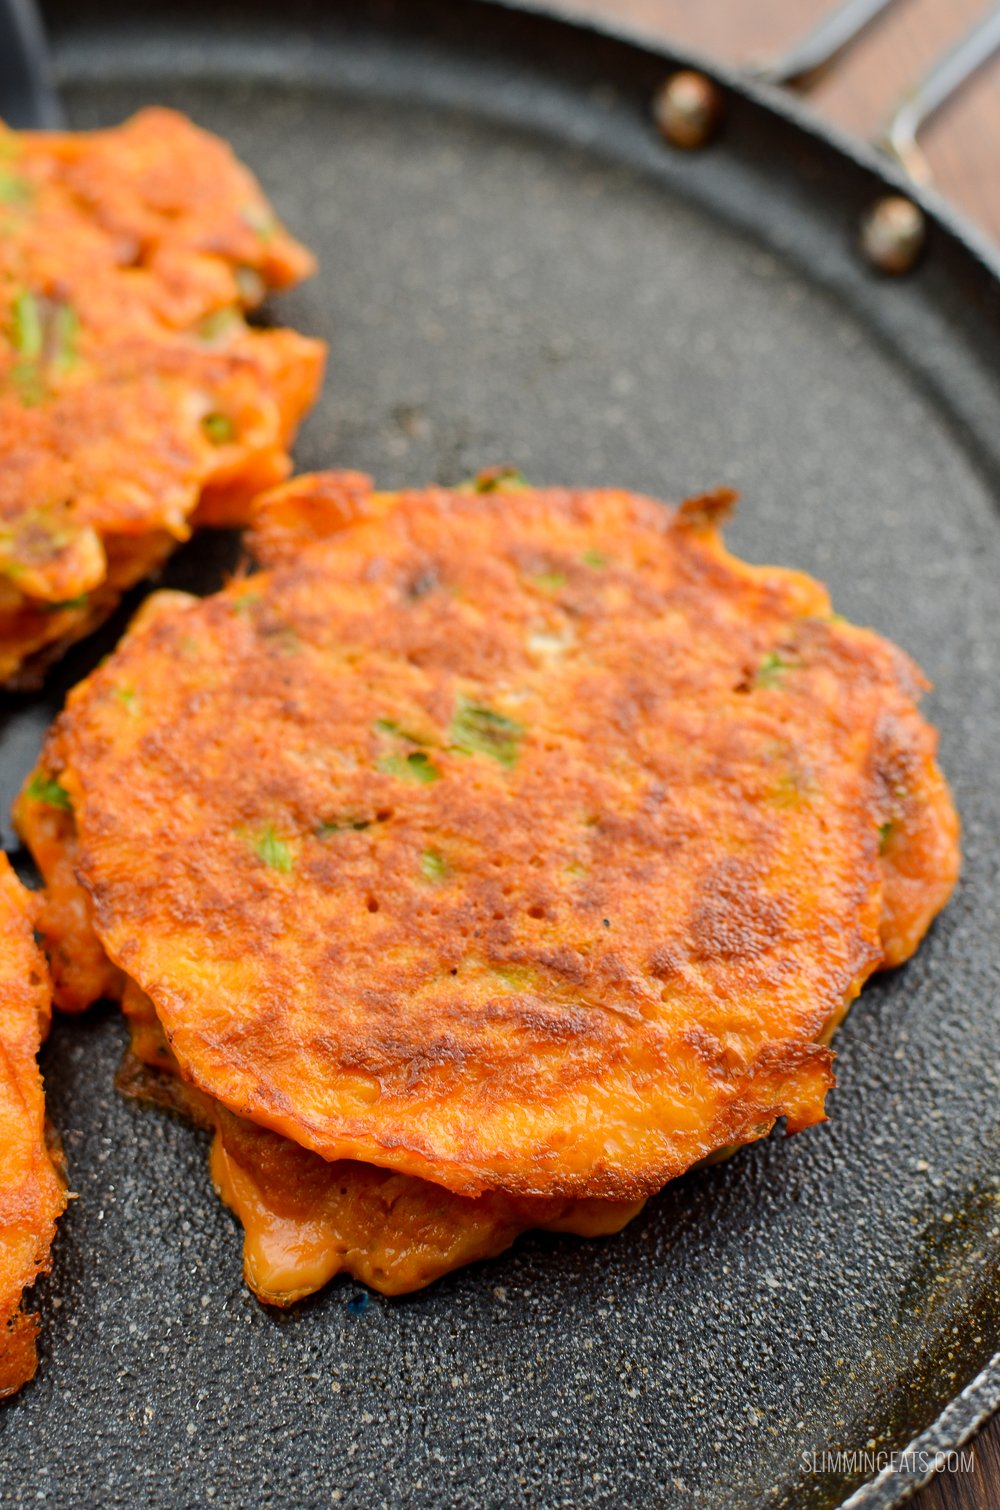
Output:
[{"xmin": 0, "ymin": 2, "xmax": 998, "ymax": 1506}]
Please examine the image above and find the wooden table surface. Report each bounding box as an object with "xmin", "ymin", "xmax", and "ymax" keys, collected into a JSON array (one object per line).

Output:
[{"xmin": 561, "ymin": 3, "xmax": 999, "ymax": 1506}]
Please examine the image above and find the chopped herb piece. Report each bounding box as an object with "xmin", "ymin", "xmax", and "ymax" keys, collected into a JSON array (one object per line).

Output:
[
  {"xmin": 373, "ymin": 716, "xmax": 430, "ymax": 745},
  {"xmin": 40, "ymin": 593, "xmax": 89, "ymax": 614},
  {"xmin": 11, "ymin": 291, "xmax": 42, "ymax": 360},
  {"xmin": 462, "ymin": 467, "xmax": 528, "ymax": 494},
  {"xmin": 581, "ymin": 549, "xmax": 607, "ymax": 568},
  {"xmin": 0, "ymin": 169, "xmax": 32, "ymax": 206},
  {"xmin": 878, "ymin": 821, "xmax": 895, "ymax": 852},
  {"xmin": 232, "ymin": 592, "xmax": 261, "ymax": 617},
  {"xmin": 449, "ymin": 698, "xmax": 523, "ymax": 768},
  {"xmin": 754, "ymin": 651, "xmax": 793, "ymax": 689},
  {"xmin": 317, "ymin": 815, "xmax": 372, "ymax": 836},
  {"xmin": 531, "ymin": 571, "xmax": 567, "ymax": 592},
  {"xmin": 26, "ymin": 772, "xmax": 71, "ymax": 811},
  {"xmin": 235, "ymin": 265, "xmax": 266, "ymax": 304},
  {"xmin": 112, "ymin": 686, "xmax": 137, "ymax": 710},
  {"xmin": 253, "ymin": 826, "xmax": 294, "ymax": 873},
  {"xmin": 8, "ymin": 293, "xmax": 78, "ymax": 401},
  {"xmin": 565, "ymin": 860, "xmax": 587, "ymax": 878},
  {"xmin": 240, "ymin": 205, "xmax": 277, "ymax": 242},
  {"xmin": 420, "ymin": 849, "xmax": 448, "ymax": 881},
  {"xmin": 197, "ymin": 306, "xmax": 241, "ymax": 342},
  {"xmin": 377, "ymin": 751, "xmax": 441, "ymax": 784},
  {"xmin": 202, "ymin": 412, "xmax": 235, "ymax": 444}
]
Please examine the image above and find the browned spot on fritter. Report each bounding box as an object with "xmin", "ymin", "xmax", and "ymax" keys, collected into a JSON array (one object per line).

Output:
[
  {"xmin": 688, "ymin": 857, "xmax": 794, "ymax": 963},
  {"xmin": 17, "ymin": 475, "xmax": 960, "ymax": 1200}
]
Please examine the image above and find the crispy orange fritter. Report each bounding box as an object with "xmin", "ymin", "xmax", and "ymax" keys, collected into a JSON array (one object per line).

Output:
[
  {"xmin": 118, "ymin": 984, "xmax": 641, "ymax": 1302},
  {"xmin": 17, "ymin": 474, "xmax": 959, "ymax": 1201},
  {"xmin": 0, "ymin": 107, "xmax": 324, "ymax": 686},
  {"xmin": 12, "ymin": 802, "xmax": 643, "ymax": 1303},
  {"xmin": 0, "ymin": 856, "xmax": 65, "ymax": 1399}
]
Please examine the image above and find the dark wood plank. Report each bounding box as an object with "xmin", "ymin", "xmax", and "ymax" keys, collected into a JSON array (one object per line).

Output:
[{"xmin": 556, "ymin": 4, "xmax": 1000, "ymax": 1506}]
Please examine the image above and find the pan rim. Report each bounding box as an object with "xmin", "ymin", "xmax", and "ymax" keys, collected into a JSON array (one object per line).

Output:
[
  {"xmin": 30, "ymin": 0, "xmax": 1000, "ymax": 1503},
  {"xmin": 495, "ymin": 0, "xmax": 1000, "ymax": 285}
]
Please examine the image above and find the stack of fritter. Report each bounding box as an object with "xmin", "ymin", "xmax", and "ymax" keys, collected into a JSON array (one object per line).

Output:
[
  {"xmin": 0, "ymin": 107, "xmax": 324, "ymax": 686},
  {"xmin": 15, "ymin": 472, "xmax": 960, "ymax": 1303},
  {"xmin": 0, "ymin": 856, "xmax": 65, "ymax": 1398}
]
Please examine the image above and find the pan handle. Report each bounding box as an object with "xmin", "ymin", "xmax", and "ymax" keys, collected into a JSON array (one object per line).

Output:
[
  {"xmin": 879, "ymin": 6, "xmax": 1000, "ymax": 185},
  {"xmin": 0, "ymin": 0, "xmax": 63, "ymax": 129},
  {"xmin": 754, "ymin": 0, "xmax": 901, "ymax": 91},
  {"xmin": 758, "ymin": 0, "xmax": 1000, "ymax": 190}
]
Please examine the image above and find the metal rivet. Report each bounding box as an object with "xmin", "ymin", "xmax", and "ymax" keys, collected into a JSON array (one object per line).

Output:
[
  {"xmin": 859, "ymin": 195, "xmax": 926, "ymax": 275},
  {"xmin": 654, "ymin": 71, "xmax": 722, "ymax": 150}
]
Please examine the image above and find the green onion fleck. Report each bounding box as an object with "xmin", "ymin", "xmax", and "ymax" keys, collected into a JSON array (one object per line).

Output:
[
  {"xmin": 878, "ymin": 821, "xmax": 895, "ymax": 852},
  {"xmin": 253, "ymin": 826, "xmax": 294, "ymax": 872},
  {"xmin": 11, "ymin": 291, "xmax": 42, "ymax": 359},
  {"xmin": 754, "ymin": 651, "xmax": 794, "ymax": 689},
  {"xmin": 26, "ymin": 772, "xmax": 71, "ymax": 811},
  {"xmin": 377, "ymin": 751, "xmax": 441, "ymax": 784},
  {"xmin": 316, "ymin": 815, "xmax": 372, "ymax": 836},
  {"xmin": 40, "ymin": 593, "xmax": 89, "ymax": 614},
  {"xmin": 202, "ymin": 412, "xmax": 235, "ymax": 445},
  {"xmin": 197, "ymin": 307, "xmax": 241, "ymax": 343},
  {"xmin": 462, "ymin": 467, "xmax": 528, "ymax": 494},
  {"xmin": 8, "ymin": 293, "xmax": 78, "ymax": 402},
  {"xmin": 240, "ymin": 205, "xmax": 277, "ymax": 242},
  {"xmin": 373, "ymin": 716, "xmax": 430, "ymax": 745},
  {"xmin": 581, "ymin": 549, "xmax": 607, "ymax": 568},
  {"xmin": 531, "ymin": 571, "xmax": 567, "ymax": 592},
  {"xmin": 0, "ymin": 169, "xmax": 32, "ymax": 206},
  {"xmin": 420, "ymin": 849, "xmax": 448, "ymax": 881},
  {"xmin": 449, "ymin": 697, "xmax": 523, "ymax": 768}
]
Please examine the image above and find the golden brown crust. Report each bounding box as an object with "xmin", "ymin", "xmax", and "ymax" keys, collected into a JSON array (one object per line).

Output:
[
  {"xmin": 118, "ymin": 985, "xmax": 642, "ymax": 1302},
  {"xmin": 0, "ymin": 108, "xmax": 323, "ymax": 685},
  {"xmin": 0, "ymin": 857, "xmax": 65, "ymax": 1399},
  {"xmin": 18, "ymin": 476, "xmax": 961, "ymax": 1200}
]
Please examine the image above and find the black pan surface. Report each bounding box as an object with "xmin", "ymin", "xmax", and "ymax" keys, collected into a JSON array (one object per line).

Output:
[{"xmin": 1, "ymin": 3, "xmax": 999, "ymax": 1506}]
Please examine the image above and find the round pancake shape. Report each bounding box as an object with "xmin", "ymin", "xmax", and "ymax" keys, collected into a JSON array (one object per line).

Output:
[{"xmin": 34, "ymin": 475, "xmax": 959, "ymax": 1198}]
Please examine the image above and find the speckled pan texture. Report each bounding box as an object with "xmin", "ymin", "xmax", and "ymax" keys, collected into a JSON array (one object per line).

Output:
[{"xmin": 1, "ymin": 2, "xmax": 998, "ymax": 1507}]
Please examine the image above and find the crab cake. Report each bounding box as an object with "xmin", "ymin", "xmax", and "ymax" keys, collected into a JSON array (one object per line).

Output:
[
  {"xmin": 117, "ymin": 983, "xmax": 641, "ymax": 1303},
  {"xmin": 0, "ymin": 857, "xmax": 65, "ymax": 1398},
  {"xmin": 0, "ymin": 107, "xmax": 324, "ymax": 686},
  {"xmin": 17, "ymin": 473, "xmax": 960, "ymax": 1207}
]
